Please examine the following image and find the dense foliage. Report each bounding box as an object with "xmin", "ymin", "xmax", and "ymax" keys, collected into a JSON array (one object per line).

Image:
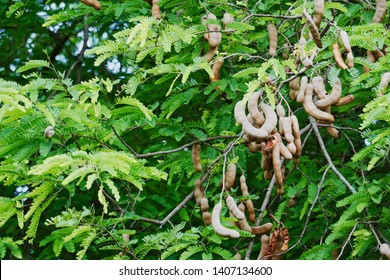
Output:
[{"xmin": 0, "ymin": 0, "xmax": 389, "ymax": 260}]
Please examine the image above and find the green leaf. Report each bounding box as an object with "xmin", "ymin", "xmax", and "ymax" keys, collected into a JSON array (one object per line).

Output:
[{"xmin": 16, "ymin": 60, "xmax": 50, "ymax": 73}]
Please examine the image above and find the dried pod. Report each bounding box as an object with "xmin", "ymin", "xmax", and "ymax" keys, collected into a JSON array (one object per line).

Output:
[
  {"xmin": 302, "ymin": 9, "xmax": 322, "ymax": 48},
  {"xmin": 372, "ymin": 0, "xmax": 387, "ymax": 23},
  {"xmin": 296, "ymin": 76, "xmax": 308, "ymax": 103},
  {"xmin": 303, "ymin": 84, "xmax": 335, "ymax": 123},
  {"xmin": 222, "ymin": 12, "xmax": 234, "ymax": 35},
  {"xmin": 378, "ymin": 72, "xmax": 390, "ymax": 96},
  {"xmin": 334, "ymin": 94, "xmax": 355, "ymax": 107},
  {"xmin": 313, "ymin": 0, "xmax": 324, "ymax": 28},
  {"xmin": 264, "ymin": 170, "xmax": 273, "ymax": 180},
  {"xmin": 301, "ymin": 55, "xmax": 314, "ymax": 68},
  {"xmin": 248, "ymin": 91, "xmax": 265, "ymax": 126},
  {"xmin": 226, "ymin": 195, "xmax": 245, "ymax": 220},
  {"xmin": 234, "ymin": 101, "xmax": 268, "ymax": 139},
  {"xmin": 260, "ymin": 103, "xmax": 278, "ymax": 134},
  {"xmin": 379, "ymin": 243, "xmax": 390, "ymax": 260},
  {"xmin": 280, "ymin": 228, "xmax": 290, "ymax": 251},
  {"xmin": 332, "ymin": 43, "xmax": 348, "ymax": 70},
  {"xmin": 272, "ymin": 143, "xmax": 283, "ymax": 193},
  {"xmin": 80, "ymin": 0, "xmax": 101, "ymax": 10},
  {"xmin": 257, "ymin": 234, "xmax": 271, "ymax": 260},
  {"xmin": 339, "ymin": 30, "xmax": 352, "ymax": 53},
  {"xmin": 289, "ymin": 77, "xmax": 300, "ymax": 100},
  {"xmin": 246, "ymin": 142, "xmax": 262, "ymax": 153},
  {"xmin": 192, "ymin": 143, "xmax": 202, "ymax": 172},
  {"xmin": 202, "ymin": 211, "xmax": 212, "ymax": 226},
  {"xmin": 204, "ymin": 47, "xmax": 217, "ymax": 62},
  {"xmin": 293, "ymin": 138, "xmax": 302, "ymax": 165},
  {"xmin": 326, "ymin": 126, "xmax": 340, "ymax": 139},
  {"xmin": 276, "ymin": 104, "xmax": 285, "ymax": 118},
  {"xmin": 225, "ymin": 163, "xmax": 237, "ymax": 191},
  {"xmin": 261, "ymin": 151, "xmax": 271, "ymax": 171},
  {"xmin": 373, "ymin": 48, "xmax": 385, "ymax": 60},
  {"xmin": 251, "ymin": 222, "xmax": 273, "ymax": 235},
  {"xmin": 212, "ymin": 202, "xmax": 240, "ymax": 238},
  {"xmin": 346, "ymin": 52, "xmax": 354, "ymax": 69},
  {"xmin": 44, "ymin": 126, "xmax": 55, "ymax": 139},
  {"xmin": 200, "ymin": 197, "xmax": 209, "ymax": 212},
  {"xmin": 276, "ymin": 134, "xmax": 293, "ymax": 160},
  {"xmin": 210, "ymin": 58, "xmax": 224, "ymax": 82},
  {"xmin": 287, "ymin": 141, "xmax": 297, "ymax": 155},
  {"xmin": 151, "ymin": 0, "xmax": 161, "ymax": 19},
  {"xmin": 208, "ymin": 29, "xmax": 222, "ymax": 49},
  {"xmin": 194, "ymin": 179, "xmax": 204, "ymax": 205},
  {"xmin": 312, "ymin": 76, "xmax": 327, "ymax": 99},
  {"xmin": 363, "ymin": 50, "xmax": 376, "ymax": 73},
  {"xmin": 239, "ymin": 175, "xmax": 255, "ymax": 223},
  {"xmin": 268, "ymin": 23, "xmax": 278, "ymax": 56},
  {"xmin": 237, "ymin": 217, "xmax": 252, "ymax": 233},
  {"xmin": 316, "ymin": 78, "xmax": 342, "ymax": 109},
  {"xmin": 282, "ymin": 117, "xmax": 294, "ymax": 143}
]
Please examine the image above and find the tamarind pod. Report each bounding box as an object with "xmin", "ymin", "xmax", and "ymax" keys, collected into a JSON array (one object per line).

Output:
[
  {"xmin": 276, "ymin": 104, "xmax": 285, "ymax": 118},
  {"xmin": 280, "ymin": 228, "xmax": 290, "ymax": 251},
  {"xmin": 334, "ymin": 94, "xmax": 355, "ymax": 106},
  {"xmin": 268, "ymin": 228, "xmax": 280, "ymax": 256},
  {"xmin": 239, "ymin": 175, "xmax": 249, "ymax": 195},
  {"xmin": 151, "ymin": 1, "xmax": 161, "ymax": 19},
  {"xmin": 272, "ymin": 143, "xmax": 283, "ymax": 191},
  {"xmin": 291, "ymin": 115, "xmax": 300, "ymax": 139},
  {"xmin": 204, "ymin": 47, "xmax": 217, "ymax": 62},
  {"xmin": 200, "ymin": 197, "xmax": 209, "ymax": 212},
  {"xmin": 210, "ymin": 59, "xmax": 224, "ymax": 82},
  {"xmin": 339, "ymin": 30, "xmax": 352, "ymax": 53},
  {"xmin": 326, "ymin": 126, "xmax": 340, "ymax": 139},
  {"xmin": 332, "ymin": 43, "xmax": 348, "ymax": 70},
  {"xmin": 282, "ymin": 117, "xmax": 294, "ymax": 143},
  {"xmin": 378, "ymin": 72, "xmax": 390, "ymax": 96},
  {"xmin": 261, "ymin": 150, "xmax": 271, "ymax": 171},
  {"xmin": 363, "ymin": 50, "xmax": 376, "ymax": 73},
  {"xmin": 237, "ymin": 217, "xmax": 252, "ymax": 233},
  {"xmin": 122, "ymin": 233, "xmax": 130, "ymax": 242},
  {"xmin": 194, "ymin": 179, "xmax": 204, "ymax": 205},
  {"xmin": 373, "ymin": 48, "xmax": 385, "ymax": 60},
  {"xmin": 296, "ymin": 76, "xmax": 308, "ymax": 103},
  {"xmin": 264, "ymin": 170, "xmax": 273, "ymax": 180},
  {"xmin": 379, "ymin": 243, "xmax": 390, "ymax": 259},
  {"xmin": 313, "ymin": 0, "xmax": 324, "ymax": 28},
  {"xmin": 234, "ymin": 101, "xmax": 268, "ymax": 139},
  {"xmin": 302, "ymin": 9, "xmax": 322, "ymax": 48},
  {"xmin": 301, "ymin": 56, "xmax": 314, "ymax": 68},
  {"xmin": 278, "ymin": 116, "xmax": 285, "ymax": 136},
  {"xmin": 312, "ymin": 76, "xmax": 327, "ymax": 99},
  {"xmin": 268, "ymin": 23, "xmax": 278, "ymax": 56},
  {"xmin": 257, "ymin": 234, "xmax": 271, "ymax": 260},
  {"xmin": 238, "ymin": 202, "xmax": 246, "ymax": 213},
  {"xmin": 259, "ymin": 103, "xmax": 278, "ymax": 134},
  {"xmin": 303, "ymin": 84, "xmax": 335, "ymax": 123},
  {"xmin": 80, "ymin": 0, "xmax": 101, "ymax": 10},
  {"xmin": 208, "ymin": 30, "xmax": 222, "ymax": 49},
  {"xmin": 251, "ymin": 222, "xmax": 273, "ymax": 236},
  {"xmin": 44, "ymin": 126, "xmax": 55, "ymax": 139},
  {"xmin": 271, "ymin": 231, "xmax": 285, "ymax": 260},
  {"xmin": 242, "ymin": 133, "xmax": 255, "ymax": 143},
  {"xmin": 287, "ymin": 141, "xmax": 297, "ymax": 155},
  {"xmin": 278, "ymin": 140, "xmax": 293, "ymax": 160},
  {"xmin": 234, "ymin": 252, "xmax": 242, "ymax": 260},
  {"xmin": 202, "ymin": 211, "xmax": 212, "ymax": 226},
  {"xmin": 226, "ymin": 195, "xmax": 245, "ymax": 220},
  {"xmin": 246, "ymin": 142, "xmax": 262, "ymax": 153},
  {"xmin": 316, "ymin": 78, "xmax": 342, "ymax": 109},
  {"xmin": 211, "ymin": 202, "xmax": 240, "ymax": 238},
  {"xmin": 372, "ymin": 0, "xmax": 387, "ymax": 23},
  {"xmin": 248, "ymin": 91, "xmax": 265, "ymax": 126},
  {"xmin": 225, "ymin": 163, "xmax": 237, "ymax": 191},
  {"xmin": 192, "ymin": 143, "xmax": 202, "ymax": 172},
  {"xmin": 289, "ymin": 77, "xmax": 300, "ymax": 100},
  {"xmin": 346, "ymin": 52, "xmax": 354, "ymax": 69},
  {"xmin": 293, "ymin": 138, "xmax": 301, "ymax": 164},
  {"xmin": 245, "ymin": 199, "xmax": 255, "ymax": 223},
  {"xmin": 222, "ymin": 12, "xmax": 234, "ymax": 36}
]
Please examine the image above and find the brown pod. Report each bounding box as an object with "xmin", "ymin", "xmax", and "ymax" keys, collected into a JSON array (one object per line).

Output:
[
  {"xmin": 248, "ymin": 91, "xmax": 265, "ymax": 126},
  {"xmin": 151, "ymin": 0, "xmax": 161, "ymax": 19},
  {"xmin": 313, "ymin": 0, "xmax": 324, "ymax": 28},
  {"xmin": 301, "ymin": 56, "xmax": 314, "ymax": 68},
  {"xmin": 210, "ymin": 59, "xmax": 224, "ymax": 82},
  {"xmin": 246, "ymin": 142, "xmax": 262, "ymax": 153},
  {"xmin": 379, "ymin": 243, "xmax": 390, "ymax": 260},
  {"xmin": 372, "ymin": 0, "xmax": 387, "ymax": 23},
  {"xmin": 296, "ymin": 76, "xmax": 308, "ymax": 103},
  {"xmin": 312, "ymin": 76, "xmax": 327, "ymax": 99},
  {"xmin": 234, "ymin": 252, "xmax": 242, "ymax": 260},
  {"xmin": 316, "ymin": 78, "xmax": 342, "ymax": 109},
  {"xmin": 264, "ymin": 170, "xmax": 273, "ymax": 180},
  {"xmin": 282, "ymin": 117, "xmax": 294, "ymax": 143},
  {"xmin": 289, "ymin": 77, "xmax": 300, "ymax": 100},
  {"xmin": 339, "ymin": 30, "xmax": 352, "ymax": 53},
  {"xmin": 334, "ymin": 94, "xmax": 355, "ymax": 106},
  {"xmin": 239, "ymin": 175, "xmax": 255, "ymax": 223},
  {"xmin": 272, "ymin": 143, "xmax": 283, "ymax": 192},
  {"xmin": 302, "ymin": 9, "xmax": 322, "ymax": 48},
  {"xmin": 226, "ymin": 195, "xmax": 245, "ymax": 220},
  {"xmin": 80, "ymin": 0, "xmax": 101, "ymax": 10},
  {"xmin": 276, "ymin": 104, "xmax": 286, "ymax": 135},
  {"xmin": 373, "ymin": 48, "xmax": 385, "ymax": 60},
  {"xmin": 225, "ymin": 163, "xmax": 237, "ymax": 191},
  {"xmin": 268, "ymin": 23, "xmax": 278, "ymax": 56},
  {"xmin": 204, "ymin": 47, "xmax": 217, "ymax": 62},
  {"xmin": 200, "ymin": 197, "xmax": 209, "ymax": 212},
  {"xmin": 276, "ymin": 134, "xmax": 293, "ymax": 159},
  {"xmin": 259, "ymin": 103, "xmax": 278, "ymax": 134},
  {"xmin": 237, "ymin": 217, "xmax": 252, "ymax": 233},
  {"xmin": 251, "ymin": 222, "xmax": 273, "ymax": 235},
  {"xmin": 363, "ymin": 50, "xmax": 376, "ymax": 73},
  {"xmin": 326, "ymin": 126, "xmax": 340, "ymax": 139},
  {"xmin": 332, "ymin": 43, "xmax": 348, "ymax": 70},
  {"xmin": 222, "ymin": 12, "xmax": 234, "ymax": 35},
  {"xmin": 194, "ymin": 179, "xmax": 204, "ymax": 205},
  {"xmin": 293, "ymin": 138, "xmax": 302, "ymax": 164},
  {"xmin": 257, "ymin": 234, "xmax": 271, "ymax": 260},
  {"xmin": 346, "ymin": 52, "xmax": 354, "ymax": 69},
  {"xmin": 202, "ymin": 211, "xmax": 212, "ymax": 226},
  {"xmin": 303, "ymin": 84, "xmax": 335, "ymax": 123},
  {"xmin": 378, "ymin": 72, "xmax": 390, "ymax": 96},
  {"xmin": 208, "ymin": 29, "xmax": 222, "ymax": 49},
  {"xmin": 212, "ymin": 202, "xmax": 240, "ymax": 238},
  {"xmin": 261, "ymin": 151, "xmax": 271, "ymax": 171},
  {"xmin": 192, "ymin": 143, "xmax": 202, "ymax": 172},
  {"xmin": 234, "ymin": 101, "xmax": 268, "ymax": 139}
]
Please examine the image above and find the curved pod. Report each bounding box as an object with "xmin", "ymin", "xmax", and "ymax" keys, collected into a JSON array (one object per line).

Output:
[
  {"xmin": 212, "ymin": 202, "xmax": 240, "ymax": 238},
  {"xmin": 316, "ymin": 78, "xmax": 342, "ymax": 108},
  {"xmin": 303, "ymin": 84, "xmax": 335, "ymax": 122}
]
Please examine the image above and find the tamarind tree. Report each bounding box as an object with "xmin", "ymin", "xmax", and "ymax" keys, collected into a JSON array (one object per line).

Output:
[{"xmin": 0, "ymin": 0, "xmax": 389, "ymax": 260}]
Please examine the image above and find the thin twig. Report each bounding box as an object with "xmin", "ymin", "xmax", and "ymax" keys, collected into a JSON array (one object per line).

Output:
[
  {"xmin": 159, "ymin": 191, "xmax": 195, "ymax": 228},
  {"xmin": 336, "ymin": 221, "xmax": 359, "ymax": 260},
  {"xmin": 112, "ymin": 126, "xmax": 139, "ymax": 156}
]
